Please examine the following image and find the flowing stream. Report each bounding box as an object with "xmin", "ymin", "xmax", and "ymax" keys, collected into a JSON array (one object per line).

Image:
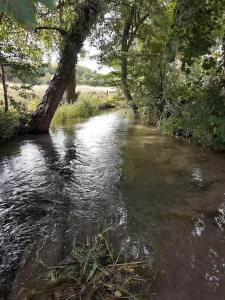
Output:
[{"xmin": 0, "ymin": 112, "xmax": 225, "ymax": 299}]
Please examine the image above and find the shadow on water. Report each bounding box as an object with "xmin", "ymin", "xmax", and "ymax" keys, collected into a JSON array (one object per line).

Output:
[
  {"xmin": 0, "ymin": 112, "xmax": 225, "ymax": 299},
  {"xmin": 0, "ymin": 113, "xmax": 151, "ymax": 299}
]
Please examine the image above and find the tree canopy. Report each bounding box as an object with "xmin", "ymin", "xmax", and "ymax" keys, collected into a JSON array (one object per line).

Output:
[
  {"xmin": 0, "ymin": 0, "xmax": 56, "ymax": 27},
  {"xmin": 1, "ymin": 0, "xmax": 225, "ymax": 149}
]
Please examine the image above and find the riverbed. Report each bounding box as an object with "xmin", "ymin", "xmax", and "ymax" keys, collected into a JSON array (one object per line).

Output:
[{"xmin": 0, "ymin": 112, "xmax": 225, "ymax": 299}]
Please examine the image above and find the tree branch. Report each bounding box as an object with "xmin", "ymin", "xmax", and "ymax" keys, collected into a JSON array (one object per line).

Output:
[
  {"xmin": 35, "ymin": 26, "xmax": 66, "ymax": 35},
  {"xmin": 0, "ymin": 12, "xmax": 4, "ymax": 23},
  {"xmin": 127, "ymin": 12, "xmax": 150, "ymax": 49}
]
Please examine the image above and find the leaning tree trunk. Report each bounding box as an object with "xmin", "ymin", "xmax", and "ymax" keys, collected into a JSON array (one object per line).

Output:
[
  {"xmin": 30, "ymin": 0, "xmax": 101, "ymax": 132},
  {"xmin": 66, "ymin": 64, "xmax": 77, "ymax": 103},
  {"xmin": 0, "ymin": 64, "xmax": 8, "ymax": 112}
]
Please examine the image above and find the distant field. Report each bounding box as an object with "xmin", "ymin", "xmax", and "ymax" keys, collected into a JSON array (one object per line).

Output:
[
  {"xmin": 0, "ymin": 83, "xmax": 117, "ymax": 104},
  {"xmin": 33, "ymin": 84, "xmax": 117, "ymax": 98}
]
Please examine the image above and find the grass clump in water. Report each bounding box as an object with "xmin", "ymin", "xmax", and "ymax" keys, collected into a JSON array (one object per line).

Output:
[
  {"xmin": 25, "ymin": 232, "xmax": 152, "ymax": 299},
  {"xmin": 51, "ymin": 97, "xmax": 100, "ymax": 126},
  {"xmin": 51, "ymin": 92, "xmax": 126, "ymax": 126}
]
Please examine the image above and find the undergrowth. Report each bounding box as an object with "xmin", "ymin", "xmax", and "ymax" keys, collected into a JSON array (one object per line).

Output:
[
  {"xmin": 51, "ymin": 98, "xmax": 100, "ymax": 126},
  {"xmin": 51, "ymin": 93, "xmax": 123, "ymax": 126},
  {"xmin": 0, "ymin": 108, "xmax": 29, "ymax": 143}
]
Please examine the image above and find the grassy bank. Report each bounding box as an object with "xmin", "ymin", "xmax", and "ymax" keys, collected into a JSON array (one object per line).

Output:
[
  {"xmin": 155, "ymin": 88, "xmax": 225, "ymax": 150},
  {"xmin": 51, "ymin": 94, "xmax": 102, "ymax": 126},
  {"xmin": 0, "ymin": 85, "xmax": 124, "ymax": 142},
  {"xmin": 51, "ymin": 92, "xmax": 124, "ymax": 126}
]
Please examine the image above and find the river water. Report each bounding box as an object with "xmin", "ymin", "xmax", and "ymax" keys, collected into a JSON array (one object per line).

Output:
[{"xmin": 0, "ymin": 112, "xmax": 225, "ymax": 299}]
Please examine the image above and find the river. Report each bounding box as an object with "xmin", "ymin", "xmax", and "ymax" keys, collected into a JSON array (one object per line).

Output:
[{"xmin": 0, "ymin": 112, "xmax": 225, "ymax": 299}]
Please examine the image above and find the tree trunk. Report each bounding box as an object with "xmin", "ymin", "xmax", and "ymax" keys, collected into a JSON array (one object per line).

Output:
[
  {"xmin": 66, "ymin": 64, "xmax": 77, "ymax": 103},
  {"xmin": 222, "ymin": 34, "xmax": 225, "ymax": 84},
  {"xmin": 121, "ymin": 55, "xmax": 138, "ymax": 114},
  {"xmin": 30, "ymin": 0, "xmax": 101, "ymax": 132},
  {"xmin": 121, "ymin": 9, "xmax": 138, "ymax": 115},
  {"xmin": 0, "ymin": 64, "xmax": 8, "ymax": 112}
]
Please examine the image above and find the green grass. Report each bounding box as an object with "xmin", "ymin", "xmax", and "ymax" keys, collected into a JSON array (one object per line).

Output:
[
  {"xmin": 51, "ymin": 92, "xmax": 124, "ymax": 126},
  {"xmin": 0, "ymin": 85, "xmax": 125, "ymax": 142},
  {"xmin": 23, "ymin": 231, "xmax": 153, "ymax": 300},
  {"xmin": 51, "ymin": 97, "xmax": 101, "ymax": 126}
]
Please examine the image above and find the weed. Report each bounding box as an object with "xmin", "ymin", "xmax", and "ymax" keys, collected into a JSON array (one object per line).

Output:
[{"xmin": 24, "ymin": 232, "xmax": 153, "ymax": 300}]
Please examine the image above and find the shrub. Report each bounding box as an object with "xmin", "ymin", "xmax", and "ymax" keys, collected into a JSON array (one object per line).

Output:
[
  {"xmin": 0, "ymin": 108, "xmax": 21, "ymax": 142},
  {"xmin": 158, "ymin": 87, "xmax": 225, "ymax": 150}
]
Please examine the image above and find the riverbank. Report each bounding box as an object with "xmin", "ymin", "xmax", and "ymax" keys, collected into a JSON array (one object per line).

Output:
[{"xmin": 0, "ymin": 87, "xmax": 124, "ymax": 143}]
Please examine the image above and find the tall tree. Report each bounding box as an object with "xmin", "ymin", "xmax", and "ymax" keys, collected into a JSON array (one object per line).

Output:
[
  {"xmin": 30, "ymin": 0, "xmax": 102, "ymax": 131},
  {"xmin": 66, "ymin": 65, "xmax": 77, "ymax": 103},
  {"xmin": 0, "ymin": 15, "xmax": 43, "ymax": 112},
  {"xmin": 0, "ymin": 64, "xmax": 8, "ymax": 112},
  {"xmin": 120, "ymin": 2, "xmax": 150, "ymax": 113},
  {"xmin": 95, "ymin": 0, "xmax": 154, "ymax": 113}
]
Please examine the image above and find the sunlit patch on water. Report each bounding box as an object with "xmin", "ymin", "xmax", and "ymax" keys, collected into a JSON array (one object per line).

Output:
[
  {"xmin": 192, "ymin": 215, "xmax": 205, "ymax": 237},
  {"xmin": 191, "ymin": 167, "xmax": 204, "ymax": 186}
]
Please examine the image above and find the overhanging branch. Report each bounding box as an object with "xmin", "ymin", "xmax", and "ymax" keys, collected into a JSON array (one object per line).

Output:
[{"xmin": 35, "ymin": 26, "xmax": 66, "ymax": 35}]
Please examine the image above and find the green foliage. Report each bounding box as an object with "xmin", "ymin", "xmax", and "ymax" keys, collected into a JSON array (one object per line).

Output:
[
  {"xmin": 0, "ymin": 0, "xmax": 56, "ymax": 28},
  {"xmin": 158, "ymin": 87, "xmax": 225, "ymax": 150},
  {"xmin": 51, "ymin": 91, "xmax": 123, "ymax": 126},
  {"xmin": 51, "ymin": 96, "xmax": 101, "ymax": 126},
  {"xmin": 76, "ymin": 65, "xmax": 116, "ymax": 87},
  {"xmin": 0, "ymin": 108, "xmax": 21, "ymax": 142},
  {"xmin": 37, "ymin": 63, "xmax": 115, "ymax": 86},
  {"xmin": 183, "ymin": 88, "xmax": 225, "ymax": 149},
  {"xmin": 172, "ymin": 0, "xmax": 225, "ymax": 65}
]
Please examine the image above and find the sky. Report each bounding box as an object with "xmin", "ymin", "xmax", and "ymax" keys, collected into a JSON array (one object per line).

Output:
[
  {"xmin": 50, "ymin": 41, "xmax": 111, "ymax": 74},
  {"xmin": 78, "ymin": 41, "xmax": 111, "ymax": 74}
]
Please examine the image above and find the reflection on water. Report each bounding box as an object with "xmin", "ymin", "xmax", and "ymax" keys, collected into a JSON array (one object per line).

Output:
[
  {"xmin": 0, "ymin": 112, "xmax": 225, "ymax": 299},
  {"xmin": 215, "ymin": 196, "xmax": 225, "ymax": 231},
  {"xmin": 192, "ymin": 216, "xmax": 205, "ymax": 237}
]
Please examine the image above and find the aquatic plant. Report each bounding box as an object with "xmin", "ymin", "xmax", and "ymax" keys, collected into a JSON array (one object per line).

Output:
[{"xmin": 24, "ymin": 232, "xmax": 153, "ymax": 299}]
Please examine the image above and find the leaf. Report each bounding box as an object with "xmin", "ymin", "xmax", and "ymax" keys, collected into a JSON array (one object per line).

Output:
[
  {"xmin": 0, "ymin": 0, "xmax": 56, "ymax": 28},
  {"xmin": 37, "ymin": 0, "xmax": 56, "ymax": 10},
  {"xmin": 0, "ymin": 0, "xmax": 37, "ymax": 28}
]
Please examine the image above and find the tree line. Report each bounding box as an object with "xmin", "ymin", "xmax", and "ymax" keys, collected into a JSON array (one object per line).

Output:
[{"xmin": 1, "ymin": 0, "xmax": 225, "ymax": 148}]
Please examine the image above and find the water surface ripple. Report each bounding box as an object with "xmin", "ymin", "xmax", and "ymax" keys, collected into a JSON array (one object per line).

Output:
[{"xmin": 0, "ymin": 112, "xmax": 225, "ymax": 299}]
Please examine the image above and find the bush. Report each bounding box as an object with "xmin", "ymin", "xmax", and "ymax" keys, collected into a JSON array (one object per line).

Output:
[
  {"xmin": 0, "ymin": 108, "xmax": 21, "ymax": 142},
  {"xmin": 158, "ymin": 87, "xmax": 225, "ymax": 150}
]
